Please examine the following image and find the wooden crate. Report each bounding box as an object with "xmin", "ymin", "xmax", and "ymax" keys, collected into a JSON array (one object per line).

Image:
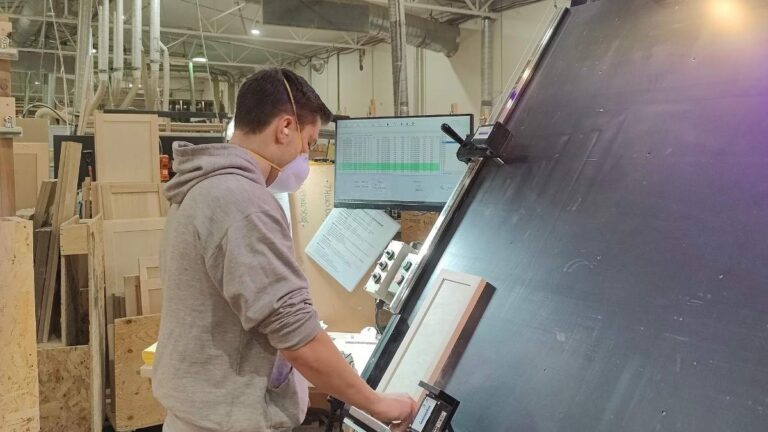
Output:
[{"xmin": 107, "ymin": 314, "xmax": 165, "ymax": 431}]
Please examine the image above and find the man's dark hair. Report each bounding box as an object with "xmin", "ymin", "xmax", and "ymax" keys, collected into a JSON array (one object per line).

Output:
[{"xmin": 234, "ymin": 68, "xmax": 333, "ymax": 134}]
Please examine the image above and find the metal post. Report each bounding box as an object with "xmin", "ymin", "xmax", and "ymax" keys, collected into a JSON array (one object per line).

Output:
[{"xmin": 389, "ymin": 0, "xmax": 409, "ymax": 116}]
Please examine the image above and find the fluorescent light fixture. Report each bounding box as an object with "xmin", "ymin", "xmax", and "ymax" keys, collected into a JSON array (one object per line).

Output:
[
  {"xmin": 91, "ymin": 48, "xmax": 97, "ymax": 53},
  {"xmin": 191, "ymin": 56, "xmax": 208, "ymax": 63},
  {"xmin": 250, "ymin": 28, "xmax": 261, "ymax": 35},
  {"xmin": 34, "ymin": 81, "xmax": 40, "ymax": 85}
]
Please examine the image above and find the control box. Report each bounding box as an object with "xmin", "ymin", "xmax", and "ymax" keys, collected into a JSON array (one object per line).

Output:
[
  {"xmin": 386, "ymin": 252, "xmax": 421, "ymax": 304},
  {"xmin": 365, "ymin": 241, "xmax": 414, "ymax": 302}
]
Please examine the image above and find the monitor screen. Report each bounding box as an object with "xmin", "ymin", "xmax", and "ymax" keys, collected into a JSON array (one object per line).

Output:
[{"xmin": 334, "ymin": 114, "xmax": 473, "ymax": 210}]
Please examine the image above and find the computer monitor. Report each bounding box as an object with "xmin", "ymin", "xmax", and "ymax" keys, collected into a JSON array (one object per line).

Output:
[{"xmin": 334, "ymin": 114, "xmax": 473, "ymax": 210}]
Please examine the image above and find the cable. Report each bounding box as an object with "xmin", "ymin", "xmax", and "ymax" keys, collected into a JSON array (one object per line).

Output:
[
  {"xmin": 21, "ymin": 103, "xmax": 68, "ymax": 123},
  {"xmin": 373, "ymin": 299, "xmax": 387, "ymax": 335}
]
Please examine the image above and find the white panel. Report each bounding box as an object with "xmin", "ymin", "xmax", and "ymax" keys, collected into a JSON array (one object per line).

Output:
[{"xmin": 377, "ymin": 270, "xmax": 486, "ymax": 400}]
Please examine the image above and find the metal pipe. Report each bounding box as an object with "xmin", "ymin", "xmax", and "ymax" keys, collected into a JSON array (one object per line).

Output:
[
  {"xmin": 74, "ymin": 0, "xmax": 93, "ymax": 114},
  {"xmin": 480, "ymin": 17, "xmax": 493, "ymax": 125},
  {"xmin": 389, "ymin": 0, "xmax": 409, "ymax": 116},
  {"xmin": 98, "ymin": 0, "xmax": 109, "ymax": 82},
  {"xmin": 188, "ymin": 61, "xmax": 197, "ymax": 112},
  {"xmin": 46, "ymin": 72, "xmax": 56, "ymax": 107},
  {"xmin": 118, "ymin": 0, "xmax": 142, "ymax": 107},
  {"xmin": 148, "ymin": 0, "xmax": 161, "ymax": 109},
  {"xmin": 111, "ymin": 0, "xmax": 124, "ymax": 104},
  {"xmin": 160, "ymin": 41, "xmax": 170, "ymax": 111},
  {"xmin": 78, "ymin": 1, "xmax": 109, "ymax": 134}
]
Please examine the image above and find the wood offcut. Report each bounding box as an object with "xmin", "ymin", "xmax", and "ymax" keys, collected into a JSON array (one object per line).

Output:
[{"xmin": 39, "ymin": 141, "xmax": 82, "ymax": 342}]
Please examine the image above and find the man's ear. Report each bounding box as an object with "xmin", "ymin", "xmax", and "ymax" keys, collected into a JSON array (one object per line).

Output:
[{"xmin": 274, "ymin": 115, "xmax": 294, "ymax": 145}]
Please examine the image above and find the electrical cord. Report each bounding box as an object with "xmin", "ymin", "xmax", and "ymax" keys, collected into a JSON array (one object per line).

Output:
[
  {"xmin": 21, "ymin": 103, "xmax": 68, "ymax": 123},
  {"xmin": 373, "ymin": 299, "xmax": 387, "ymax": 335}
]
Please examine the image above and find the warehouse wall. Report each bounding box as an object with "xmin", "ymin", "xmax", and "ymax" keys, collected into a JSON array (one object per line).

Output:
[{"xmin": 293, "ymin": 0, "xmax": 568, "ymax": 120}]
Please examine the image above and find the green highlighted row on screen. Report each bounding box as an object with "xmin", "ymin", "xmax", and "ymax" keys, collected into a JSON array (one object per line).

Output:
[{"xmin": 337, "ymin": 162, "xmax": 440, "ymax": 172}]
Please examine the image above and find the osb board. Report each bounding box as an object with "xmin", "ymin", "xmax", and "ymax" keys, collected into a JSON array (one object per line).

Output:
[
  {"xmin": 94, "ymin": 114, "xmax": 160, "ymax": 184},
  {"xmin": 112, "ymin": 314, "xmax": 165, "ymax": 431},
  {"xmin": 37, "ymin": 344, "xmax": 91, "ymax": 432},
  {"xmin": 86, "ymin": 216, "xmax": 106, "ymax": 432},
  {"xmin": 103, "ymin": 218, "xmax": 166, "ymax": 320},
  {"xmin": 0, "ymin": 217, "xmax": 41, "ymax": 431},
  {"xmin": 13, "ymin": 142, "xmax": 50, "ymax": 211},
  {"xmin": 400, "ymin": 211, "xmax": 439, "ymax": 243},
  {"xmin": 16, "ymin": 117, "xmax": 51, "ymax": 143},
  {"xmin": 289, "ymin": 163, "xmax": 374, "ymax": 332},
  {"xmin": 377, "ymin": 270, "xmax": 486, "ymax": 400},
  {"xmin": 98, "ymin": 182, "xmax": 168, "ymax": 220}
]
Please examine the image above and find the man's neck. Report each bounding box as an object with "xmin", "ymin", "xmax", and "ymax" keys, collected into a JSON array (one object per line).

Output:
[{"xmin": 230, "ymin": 130, "xmax": 275, "ymax": 185}]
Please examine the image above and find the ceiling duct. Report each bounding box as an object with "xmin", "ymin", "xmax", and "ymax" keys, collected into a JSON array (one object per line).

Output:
[
  {"xmin": 12, "ymin": 0, "xmax": 48, "ymax": 47},
  {"xmin": 16, "ymin": 51, "xmax": 76, "ymax": 75},
  {"xmin": 261, "ymin": 0, "xmax": 460, "ymax": 56}
]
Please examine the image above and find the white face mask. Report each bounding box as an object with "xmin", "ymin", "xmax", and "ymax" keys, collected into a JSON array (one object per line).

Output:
[{"xmin": 267, "ymin": 152, "xmax": 310, "ymax": 193}]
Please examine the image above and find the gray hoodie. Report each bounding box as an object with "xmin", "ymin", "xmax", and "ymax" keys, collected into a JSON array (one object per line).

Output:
[{"xmin": 152, "ymin": 142, "xmax": 320, "ymax": 431}]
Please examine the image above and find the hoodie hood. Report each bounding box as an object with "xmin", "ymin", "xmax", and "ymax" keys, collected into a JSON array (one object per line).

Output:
[{"xmin": 164, "ymin": 142, "xmax": 266, "ymax": 205}]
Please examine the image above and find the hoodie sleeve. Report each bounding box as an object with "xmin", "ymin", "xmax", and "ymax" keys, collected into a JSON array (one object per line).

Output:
[{"xmin": 205, "ymin": 210, "xmax": 322, "ymax": 351}]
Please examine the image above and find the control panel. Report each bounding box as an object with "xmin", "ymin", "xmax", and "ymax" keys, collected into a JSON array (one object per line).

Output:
[
  {"xmin": 365, "ymin": 241, "xmax": 414, "ymax": 303},
  {"xmin": 386, "ymin": 252, "xmax": 421, "ymax": 304}
]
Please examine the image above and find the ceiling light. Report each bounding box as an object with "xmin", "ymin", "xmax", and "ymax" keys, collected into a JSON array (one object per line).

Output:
[
  {"xmin": 191, "ymin": 56, "xmax": 208, "ymax": 63},
  {"xmin": 34, "ymin": 81, "xmax": 40, "ymax": 85},
  {"xmin": 250, "ymin": 28, "xmax": 261, "ymax": 36},
  {"xmin": 91, "ymin": 48, "xmax": 97, "ymax": 53}
]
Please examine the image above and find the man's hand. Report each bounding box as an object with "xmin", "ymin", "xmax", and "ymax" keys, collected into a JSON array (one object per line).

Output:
[
  {"xmin": 370, "ymin": 393, "xmax": 418, "ymax": 432},
  {"xmin": 281, "ymin": 332, "xmax": 417, "ymax": 430}
]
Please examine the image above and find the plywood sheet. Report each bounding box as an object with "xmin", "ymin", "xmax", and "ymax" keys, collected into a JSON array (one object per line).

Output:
[
  {"xmin": 94, "ymin": 114, "xmax": 160, "ymax": 184},
  {"xmin": 112, "ymin": 314, "xmax": 165, "ymax": 430},
  {"xmin": 289, "ymin": 163, "xmax": 374, "ymax": 332},
  {"xmin": 13, "ymin": 142, "xmax": 50, "ymax": 211},
  {"xmin": 377, "ymin": 270, "xmax": 486, "ymax": 400},
  {"xmin": 0, "ymin": 217, "xmax": 41, "ymax": 431},
  {"xmin": 103, "ymin": 218, "xmax": 165, "ymax": 319},
  {"xmin": 37, "ymin": 344, "xmax": 91, "ymax": 432},
  {"xmin": 16, "ymin": 117, "xmax": 51, "ymax": 143},
  {"xmin": 98, "ymin": 182, "xmax": 168, "ymax": 220},
  {"xmin": 60, "ymin": 216, "xmax": 88, "ymax": 255}
]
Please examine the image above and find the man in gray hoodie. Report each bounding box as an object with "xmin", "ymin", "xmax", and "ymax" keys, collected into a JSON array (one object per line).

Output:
[{"xmin": 153, "ymin": 68, "xmax": 416, "ymax": 431}]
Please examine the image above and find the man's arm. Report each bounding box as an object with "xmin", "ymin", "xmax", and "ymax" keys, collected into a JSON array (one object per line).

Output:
[{"xmin": 282, "ymin": 331, "xmax": 417, "ymax": 427}]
